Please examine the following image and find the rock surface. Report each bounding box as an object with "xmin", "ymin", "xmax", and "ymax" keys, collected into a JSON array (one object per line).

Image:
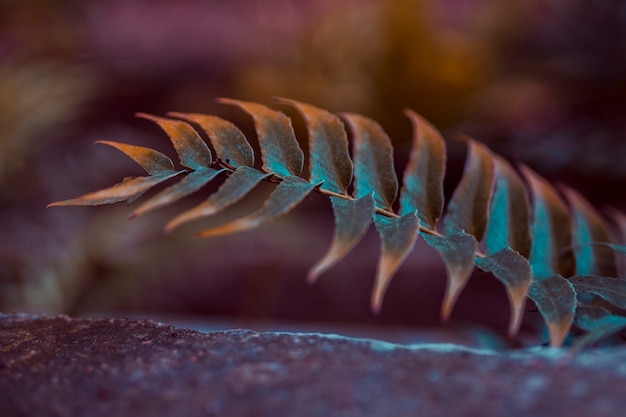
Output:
[{"xmin": 1, "ymin": 314, "xmax": 626, "ymax": 417}]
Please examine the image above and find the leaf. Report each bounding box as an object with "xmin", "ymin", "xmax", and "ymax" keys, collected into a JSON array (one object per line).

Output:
[
  {"xmin": 307, "ymin": 194, "xmax": 375, "ymax": 284},
  {"xmin": 398, "ymin": 109, "xmax": 446, "ymax": 228},
  {"xmin": 574, "ymin": 305, "xmax": 612, "ymax": 331},
  {"xmin": 521, "ymin": 166, "xmax": 575, "ymax": 279},
  {"xmin": 527, "ymin": 275, "xmax": 577, "ymax": 347},
  {"xmin": 218, "ymin": 98, "xmax": 304, "ymax": 177},
  {"xmin": 371, "ymin": 213, "xmax": 421, "ymax": 314},
  {"xmin": 475, "ymin": 248, "xmax": 532, "ymax": 337},
  {"xmin": 96, "ymin": 140, "xmax": 176, "ymax": 174},
  {"xmin": 562, "ymin": 186, "xmax": 617, "ymax": 277},
  {"xmin": 341, "ymin": 113, "xmax": 398, "ymax": 211},
  {"xmin": 569, "ymin": 275, "xmax": 626, "ymax": 310},
  {"xmin": 484, "ymin": 156, "xmax": 531, "ymax": 258},
  {"xmin": 165, "ymin": 166, "xmax": 271, "ymax": 232},
  {"xmin": 422, "ymin": 231, "xmax": 478, "ymax": 321},
  {"xmin": 197, "ymin": 176, "xmax": 319, "ymax": 237},
  {"xmin": 443, "ymin": 139, "xmax": 495, "ymax": 241},
  {"xmin": 571, "ymin": 314, "xmax": 626, "ymax": 352},
  {"xmin": 130, "ymin": 167, "xmax": 225, "ymax": 219},
  {"xmin": 167, "ymin": 113, "xmax": 254, "ymax": 168},
  {"xmin": 136, "ymin": 114, "xmax": 213, "ymax": 170},
  {"xmin": 275, "ymin": 98, "xmax": 352, "ymax": 195},
  {"xmin": 48, "ymin": 141, "xmax": 184, "ymax": 207}
]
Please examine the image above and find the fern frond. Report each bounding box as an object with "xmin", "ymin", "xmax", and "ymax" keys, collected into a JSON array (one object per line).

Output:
[{"xmin": 49, "ymin": 98, "xmax": 626, "ymax": 348}]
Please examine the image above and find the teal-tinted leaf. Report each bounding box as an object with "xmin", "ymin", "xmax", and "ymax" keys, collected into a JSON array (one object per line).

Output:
[
  {"xmin": 569, "ymin": 275, "xmax": 626, "ymax": 310},
  {"xmin": 130, "ymin": 167, "xmax": 225, "ymax": 219},
  {"xmin": 422, "ymin": 231, "xmax": 478, "ymax": 321},
  {"xmin": 168, "ymin": 113, "xmax": 254, "ymax": 168},
  {"xmin": 341, "ymin": 113, "xmax": 398, "ymax": 211},
  {"xmin": 165, "ymin": 166, "xmax": 271, "ymax": 232},
  {"xmin": 574, "ymin": 305, "xmax": 612, "ymax": 331},
  {"xmin": 95, "ymin": 140, "xmax": 176, "ymax": 175},
  {"xmin": 218, "ymin": 99, "xmax": 304, "ymax": 177},
  {"xmin": 521, "ymin": 166, "xmax": 575, "ymax": 280},
  {"xmin": 371, "ymin": 212, "xmax": 421, "ymax": 314},
  {"xmin": 136, "ymin": 114, "xmax": 212, "ymax": 170},
  {"xmin": 572, "ymin": 314, "xmax": 626, "ymax": 352},
  {"xmin": 484, "ymin": 156, "xmax": 531, "ymax": 258},
  {"xmin": 398, "ymin": 110, "xmax": 446, "ymax": 228},
  {"xmin": 276, "ymin": 98, "xmax": 352, "ymax": 195},
  {"xmin": 197, "ymin": 176, "xmax": 319, "ymax": 237},
  {"xmin": 562, "ymin": 186, "xmax": 617, "ymax": 277},
  {"xmin": 308, "ymin": 194, "xmax": 375, "ymax": 284},
  {"xmin": 527, "ymin": 274, "xmax": 576, "ymax": 347},
  {"xmin": 443, "ymin": 140, "xmax": 495, "ymax": 241},
  {"xmin": 48, "ymin": 172, "xmax": 183, "ymax": 207},
  {"xmin": 475, "ymin": 248, "xmax": 532, "ymax": 336}
]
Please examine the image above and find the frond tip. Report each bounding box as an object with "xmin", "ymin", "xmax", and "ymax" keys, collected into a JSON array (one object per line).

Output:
[{"xmin": 49, "ymin": 97, "xmax": 626, "ymax": 348}]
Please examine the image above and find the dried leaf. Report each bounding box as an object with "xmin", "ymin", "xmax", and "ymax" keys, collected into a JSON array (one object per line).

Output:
[
  {"xmin": 165, "ymin": 166, "xmax": 271, "ymax": 232},
  {"xmin": 484, "ymin": 156, "xmax": 531, "ymax": 258},
  {"xmin": 197, "ymin": 176, "xmax": 319, "ymax": 237},
  {"xmin": 569, "ymin": 275, "xmax": 626, "ymax": 310},
  {"xmin": 521, "ymin": 166, "xmax": 575, "ymax": 279},
  {"xmin": 398, "ymin": 109, "xmax": 446, "ymax": 228},
  {"xmin": 136, "ymin": 114, "xmax": 212, "ymax": 170},
  {"xmin": 308, "ymin": 195, "xmax": 375, "ymax": 284},
  {"xmin": 371, "ymin": 213, "xmax": 421, "ymax": 314},
  {"xmin": 275, "ymin": 98, "xmax": 352, "ymax": 195},
  {"xmin": 96, "ymin": 140, "xmax": 176, "ymax": 174},
  {"xmin": 475, "ymin": 248, "xmax": 532, "ymax": 336},
  {"xmin": 167, "ymin": 113, "xmax": 254, "ymax": 168},
  {"xmin": 341, "ymin": 113, "xmax": 398, "ymax": 211},
  {"xmin": 218, "ymin": 99, "xmax": 303, "ymax": 177},
  {"xmin": 562, "ymin": 186, "xmax": 617, "ymax": 277},
  {"xmin": 527, "ymin": 275, "xmax": 577, "ymax": 347},
  {"xmin": 443, "ymin": 140, "xmax": 495, "ymax": 241},
  {"xmin": 130, "ymin": 167, "xmax": 225, "ymax": 219},
  {"xmin": 48, "ymin": 141, "xmax": 184, "ymax": 207},
  {"xmin": 422, "ymin": 231, "xmax": 478, "ymax": 321}
]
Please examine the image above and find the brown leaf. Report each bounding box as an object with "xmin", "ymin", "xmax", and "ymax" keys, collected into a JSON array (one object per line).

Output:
[
  {"xmin": 197, "ymin": 176, "xmax": 318, "ymax": 237},
  {"xmin": 130, "ymin": 167, "xmax": 225, "ymax": 219},
  {"xmin": 341, "ymin": 113, "xmax": 398, "ymax": 211},
  {"xmin": 562, "ymin": 186, "xmax": 617, "ymax": 277},
  {"xmin": 165, "ymin": 166, "xmax": 271, "ymax": 232},
  {"xmin": 484, "ymin": 156, "xmax": 531, "ymax": 258},
  {"xmin": 167, "ymin": 113, "xmax": 254, "ymax": 168},
  {"xmin": 217, "ymin": 99, "xmax": 304, "ymax": 177},
  {"xmin": 443, "ymin": 140, "xmax": 495, "ymax": 241},
  {"xmin": 527, "ymin": 275, "xmax": 576, "ymax": 347},
  {"xmin": 475, "ymin": 249, "xmax": 532, "ymax": 337},
  {"xmin": 520, "ymin": 166, "xmax": 575, "ymax": 279},
  {"xmin": 398, "ymin": 110, "xmax": 446, "ymax": 229},
  {"xmin": 371, "ymin": 213, "xmax": 421, "ymax": 314},
  {"xmin": 307, "ymin": 195, "xmax": 375, "ymax": 284},
  {"xmin": 136, "ymin": 114, "xmax": 213, "ymax": 170},
  {"xmin": 422, "ymin": 231, "xmax": 478, "ymax": 321},
  {"xmin": 95, "ymin": 140, "xmax": 176, "ymax": 175},
  {"xmin": 275, "ymin": 98, "xmax": 352, "ymax": 195}
]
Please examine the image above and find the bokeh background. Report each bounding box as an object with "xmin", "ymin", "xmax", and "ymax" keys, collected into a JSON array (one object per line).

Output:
[{"xmin": 1, "ymin": 0, "xmax": 625, "ymax": 342}]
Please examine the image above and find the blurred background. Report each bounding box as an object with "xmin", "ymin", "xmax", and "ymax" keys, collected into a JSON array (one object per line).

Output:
[{"xmin": 1, "ymin": 0, "xmax": 625, "ymax": 345}]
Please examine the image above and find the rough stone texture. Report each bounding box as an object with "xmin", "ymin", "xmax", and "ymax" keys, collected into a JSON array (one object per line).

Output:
[{"xmin": 1, "ymin": 314, "xmax": 626, "ymax": 417}]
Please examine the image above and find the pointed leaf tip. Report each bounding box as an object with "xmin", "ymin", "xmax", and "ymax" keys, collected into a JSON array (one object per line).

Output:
[
  {"xmin": 371, "ymin": 213, "xmax": 421, "ymax": 314},
  {"xmin": 307, "ymin": 195, "xmax": 375, "ymax": 284},
  {"xmin": 527, "ymin": 275, "xmax": 576, "ymax": 347}
]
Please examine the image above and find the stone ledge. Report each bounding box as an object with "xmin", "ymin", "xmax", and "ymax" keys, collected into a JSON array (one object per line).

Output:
[{"xmin": 1, "ymin": 313, "xmax": 626, "ymax": 417}]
